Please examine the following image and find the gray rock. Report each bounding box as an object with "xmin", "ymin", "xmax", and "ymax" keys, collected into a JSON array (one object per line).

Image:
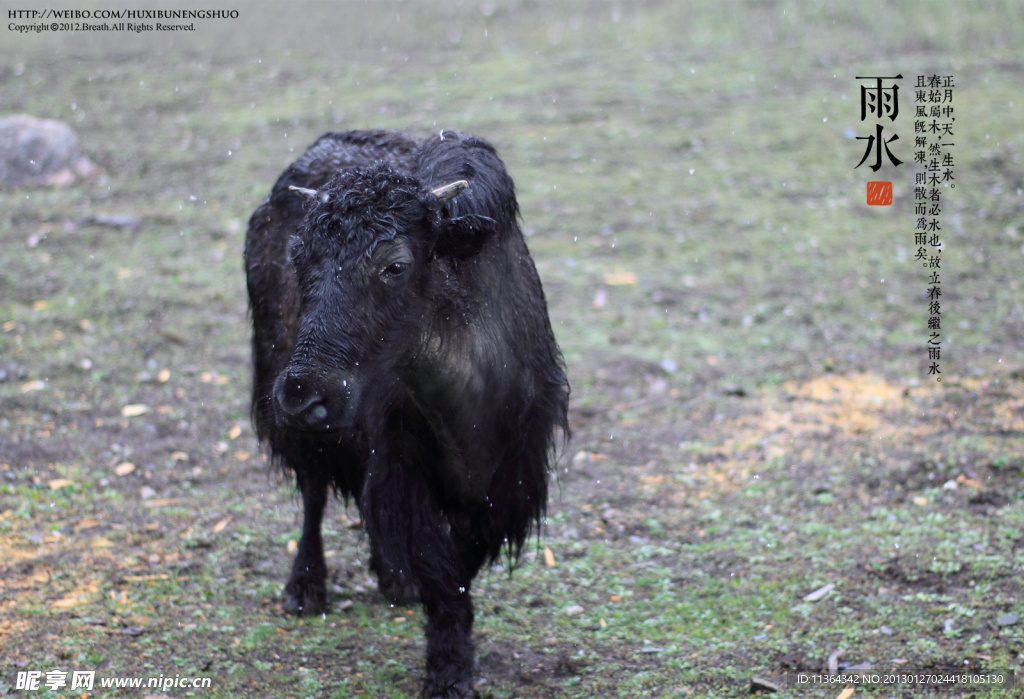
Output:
[{"xmin": 0, "ymin": 114, "xmax": 101, "ymax": 188}]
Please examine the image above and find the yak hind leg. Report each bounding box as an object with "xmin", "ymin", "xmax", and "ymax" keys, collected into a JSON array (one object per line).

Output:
[{"xmin": 284, "ymin": 469, "xmax": 328, "ymax": 616}]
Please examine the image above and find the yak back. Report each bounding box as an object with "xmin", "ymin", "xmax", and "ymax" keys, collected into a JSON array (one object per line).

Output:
[
  {"xmin": 399, "ymin": 132, "xmax": 569, "ymax": 508},
  {"xmin": 285, "ymin": 129, "xmax": 420, "ymax": 189}
]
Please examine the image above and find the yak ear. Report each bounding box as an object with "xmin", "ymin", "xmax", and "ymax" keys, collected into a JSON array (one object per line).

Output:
[{"xmin": 433, "ymin": 214, "xmax": 496, "ymax": 259}]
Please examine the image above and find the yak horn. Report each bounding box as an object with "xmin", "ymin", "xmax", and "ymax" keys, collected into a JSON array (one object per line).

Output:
[
  {"xmin": 431, "ymin": 180, "xmax": 468, "ymax": 206},
  {"xmin": 288, "ymin": 185, "xmax": 320, "ymax": 200}
]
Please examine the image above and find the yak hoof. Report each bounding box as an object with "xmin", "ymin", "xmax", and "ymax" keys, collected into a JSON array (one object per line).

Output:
[
  {"xmin": 423, "ymin": 657, "xmax": 476, "ymax": 698},
  {"xmin": 422, "ymin": 679, "xmax": 477, "ymax": 699},
  {"xmin": 283, "ymin": 577, "xmax": 326, "ymax": 616},
  {"xmin": 371, "ymin": 554, "xmax": 422, "ymax": 605},
  {"xmin": 378, "ymin": 574, "xmax": 421, "ymax": 606}
]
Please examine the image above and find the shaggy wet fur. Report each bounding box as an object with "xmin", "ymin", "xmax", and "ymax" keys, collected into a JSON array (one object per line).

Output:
[{"xmin": 244, "ymin": 129, "xmax": 569, "ymax": 697}]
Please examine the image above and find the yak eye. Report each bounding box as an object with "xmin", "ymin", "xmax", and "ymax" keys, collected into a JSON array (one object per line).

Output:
[{"xmin": 381, "ymin": 260, "xmax": 411, "ymax": 282}]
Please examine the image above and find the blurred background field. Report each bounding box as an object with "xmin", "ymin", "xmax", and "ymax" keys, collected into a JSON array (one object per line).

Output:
[{"xmin": 2, "ymin": 2, "xmax": 1024, "ymax": 696}]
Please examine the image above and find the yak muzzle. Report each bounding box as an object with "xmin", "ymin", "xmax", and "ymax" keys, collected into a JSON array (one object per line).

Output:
[{"xmin": 272, "ymin": 368, "xmax": 354, "ymax": 432}]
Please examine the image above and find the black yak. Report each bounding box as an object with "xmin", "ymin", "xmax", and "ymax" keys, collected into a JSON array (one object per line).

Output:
[{"xmin": 244, "ymin": 129, "xmax": 569, "ymax": 697}]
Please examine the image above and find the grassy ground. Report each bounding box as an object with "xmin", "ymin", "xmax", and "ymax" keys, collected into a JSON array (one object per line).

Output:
[{"xmin": 3, "ymin": 1, "xmax": 1024, "ymax": 696}]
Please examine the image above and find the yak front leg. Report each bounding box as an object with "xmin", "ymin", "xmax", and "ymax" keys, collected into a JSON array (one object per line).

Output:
[
  {"xmin": 361, "ymin": 451, "xmax": 476, "ymax": 697},
  {"xmin": 421, "ymin": 582, "xmax": 475, "ymax": 698},
  {"xmin": 284, "ymin": 469, "xmax": 328, "ymax": 615}
]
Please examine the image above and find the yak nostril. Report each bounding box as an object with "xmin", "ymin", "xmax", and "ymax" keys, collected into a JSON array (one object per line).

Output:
[
  {"xmin": 277, "ymin": 374, "xmax": 322, "ymax": 415},
  {"xmin": 274, "ymin": 370, "xmax": 341, "ymax": 431}
]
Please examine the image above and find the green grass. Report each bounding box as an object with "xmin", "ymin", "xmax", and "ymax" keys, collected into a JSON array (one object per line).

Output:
[{"xmin": 3, "ymin": 1, "xmax": 1024, "ymax": 697}]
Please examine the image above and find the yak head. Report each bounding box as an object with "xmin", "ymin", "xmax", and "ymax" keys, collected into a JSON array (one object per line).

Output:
[{"xmin": 272, "ymin": 162, "xmax": 493, "ymax": 434}]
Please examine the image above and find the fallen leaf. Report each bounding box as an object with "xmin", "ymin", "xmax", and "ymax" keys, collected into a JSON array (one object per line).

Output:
[
  {"xmin": 235, "ymin": 451, "xmax": 251, "ymax": 462},
  {"xmin": 50, "ymin": 581, "xmax": 100, "ymax": 609},
  {"xmin": 32, "ymin": 300, "xmax": 49, "ymax": 311},
  {"xmin": 603, "ymin": 268, "xmax": 637, "ymax": 285},
  {"xmin": 544, "ymin": 546, "xmax": 556, "ymax": 567},
  {"xmin": 912, "ymin": 496, "xmax": 929, "ymax": 506},
  {"xmin": 750, "ymin": 676, "xmax": 780, "ymax": 693},
  {"xmin": 212, "ymin": 516, "xmax": 232, "ymax": 533},
  {"xmin": 228, "ymin": 425, "xmax": 242, "ymax": 440},
  {"xmin": 828, "ymin": 648, "xmax": 844, "ymax": 674},
  {"xmin": 157, "ymin": 369, "xmax": 171, "ymax": 383},
  {"xmin": 572, "ymin": 451, "xmax": 609, "ymax": 466},
  {"xmin": 123, "ymin": 574, "xmax": 170, "ymax": 582},
  {"xmin": 51, "ymin": 594, "xmax": 92, "ymax": 610},
  {"xmin": 836, "ymin": 688, "xmax": 855, "ymax": 699},
  {"xmin": 47, "ymin": 478, "xmax": 74, "ymax": 490},
  {"xmin": 170, "ymin": 451, "xmax": 189, "ymax": 462},
  {"xmin": 610, "ymin": 595, "xmax": 622, "ymax": 602},
  {"xmin": 599, "ymin": 618, "xmax": 607, "ymax": 628},
  {"xmin": 121, "ymin": 404, "xmax": 151, "ymax": 417},
  {"xmin": 803, "ymin": 583, "xmax": 835, "ymax": 602},
  {"xmin": 564, "ymin": 605, "xmax": 585, "ymax": 616},
  {"xmin": 956, "ymin": 474, "xmax": 980, "ymax": 489},
  {"xmin": 115, "ymin": 462, "xmax": 136, "ymax": 476},
  {"xmin": 640, "ymin": 475, "xmax": 665, "ymax": 485},
  {"xmin": 21, "ymin": 380, "xmax": 46, "ymax": 393},
  {"xmin": 287, "ymin": 539, "xmax": 298, "ymax": 554},
  {"xmin": 143, "ymin": 498, "xmax": 180, "ymax": 508},
  {"xmin": 200, "ymin": 371, "xmax": 229, "ymax": 385}
]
